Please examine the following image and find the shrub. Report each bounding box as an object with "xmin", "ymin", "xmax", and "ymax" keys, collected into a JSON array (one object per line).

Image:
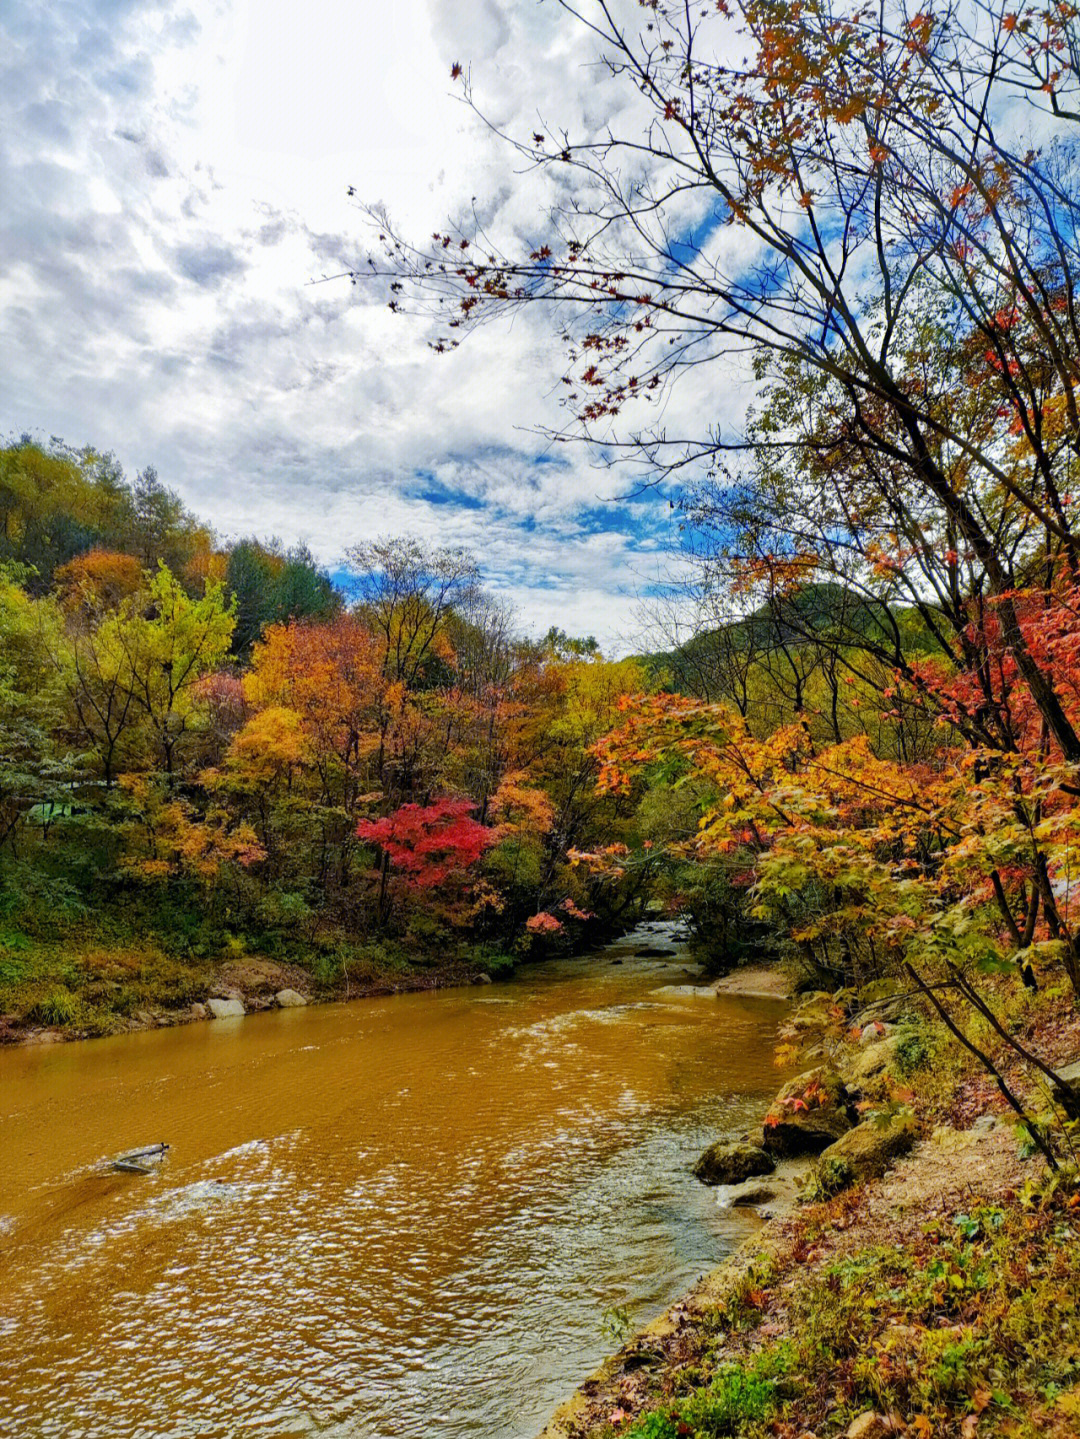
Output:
[
  {"xmin": 28, "ymin": 987, "xmax": 80, "ymax": 1026},
  {"xmin": 480, "ymin": 951, "xmax": 516, "ymax": 980},
  {"xmin": 627, "ymin": 1346, "xmax": 792, "ymax": 1437}
]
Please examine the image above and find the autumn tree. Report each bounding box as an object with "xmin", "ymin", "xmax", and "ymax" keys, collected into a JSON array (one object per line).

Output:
[
  {"xmin": 117, "ymin": 565, "xmax": 235, "ymax": 778},
  {"xmin": 345, "ymin": 536, "xmax": 480, "ymax": 686},
  {"xmin": 57, "ymin": 564, "xmax": 235, "ymax": 783},
  {"xmin": 364, "ymin": 0, "xmax": 1080, "ymax": 760},
  {"xmin": 357, "ymin": 797, "xmax": 494, "ymax": 889},
  {"xmin": 243, "ymin": 614, "xmax": 386, "ymax": 813},
  {"xmin": 0, "ymin": 567, "xmax": 72, "ymax": 851},
  {"xmin": 55, "ymin": 549, "xmax": 144, "ymax": 622}
]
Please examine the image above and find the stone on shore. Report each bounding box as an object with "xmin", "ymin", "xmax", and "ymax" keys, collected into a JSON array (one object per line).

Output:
[
  {"xmin": 721, "ymin": 1179, "xmax": 780, "ymax": 1207},
  {"xmin": 815, "ymin": 1115, "xmax": 918, "ymax": 1192},
  {"xmin": 1052, "ymin": 1057, "xmax": 1080, "ymax": 1118},
  {"xmin": 791, "ymin": 991, "xmax": 837, "ymax": 1031},
  {"xmin": 207, "ymin": 997, "xmax": 245, "ymax": 1020},
  {"xmin": 762, "ymin": 1066, "xmax": 854, "ymax": 1156},
  {"xmin": 693, "ymin": 1140, "xmax": 775, "ymax": 1186},
  {"xmin": 843, "ymin": 1034, "xmax": 902, "ymax": 1083},
  {"xmin": 847, "ymin": 1414, "xmax": 893, "ymax": 1439},
  {"xmin": 859, "ymin": 1020, "xmax": 893, "ymax": 1044},
  {"xmin": 275, "ymin": 989, "xmax": 308, "ymax": 1008}
]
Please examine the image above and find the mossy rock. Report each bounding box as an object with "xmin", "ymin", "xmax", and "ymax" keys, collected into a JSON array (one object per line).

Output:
[
  {"xmin": 813, "ymin": 1115, "xmax": 918, "ymax": 1194},
  {"xmin": 693, "ymin": 1140, "xmax": 776, "ymax": 1187},
  {"xmin": 843, "ymin": 1034, "xmax": 902, "ymax": 1084},
  {"xmin": 762, "ymin": 1066, "xmax": 854, "ymax": 1157},
  {"xmin": 857, "ymin": 979, "xmax": 901, "ymax": 1004},
  {"xmin": 795, "ymin": 988, "xmax": 832, "ymax": 1007}
]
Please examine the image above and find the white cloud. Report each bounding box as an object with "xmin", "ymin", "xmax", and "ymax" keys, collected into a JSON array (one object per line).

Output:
[{"xmin": 0, "ymin": 0, "xmax": 750, "ymax": 651}]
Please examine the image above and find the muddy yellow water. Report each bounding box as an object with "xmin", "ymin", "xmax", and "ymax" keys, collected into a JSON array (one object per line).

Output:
[{"xmin": 0, "ymin": 927, "xmax": 786, "ymax": 1438}]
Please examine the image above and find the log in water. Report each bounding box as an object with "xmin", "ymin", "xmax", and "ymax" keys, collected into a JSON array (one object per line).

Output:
[{"xmin": 0, "ymin": 926, "xmax": 786, "ymax": 1438}]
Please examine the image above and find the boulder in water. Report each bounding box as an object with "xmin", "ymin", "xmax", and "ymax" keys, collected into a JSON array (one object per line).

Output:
[
  {"xmin": 693, "ymin": 1140, "xmax": 775, "ymax": 1186},
  {"xmin": 109, "ymin": 1142, "xmax": 169, "ymax": 1175},
  {"xmin": 275, "ymin": 989, "xmax": 308, "ymax": 1007},
  {"xmin": 207, "ymin": 997, "xmax": 245, "ymax": 1020}
]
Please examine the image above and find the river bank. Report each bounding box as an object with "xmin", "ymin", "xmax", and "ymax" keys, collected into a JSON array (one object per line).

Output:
[
  {"xmin": 0, "ymin": 938, "xmax": 487, "ymax": 1047},
  {"xmin": 0, "ymin": 918, "xmax": 692, "ymax": 1047},
  {"xmin": 538, "ymin": 979, "xmax": 1080, "ymax": 1438}
]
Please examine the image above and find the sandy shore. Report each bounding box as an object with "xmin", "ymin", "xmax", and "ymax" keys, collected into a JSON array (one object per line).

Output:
[{"xmin": 709, "ymin": 964, "xmax": 795, "ymax": 1000}]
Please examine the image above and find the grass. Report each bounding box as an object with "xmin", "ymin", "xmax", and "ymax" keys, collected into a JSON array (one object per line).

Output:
[
  {"xmin": 0, "ymin": 917, "xmax": 502, "ymax": 1037},
  {"xmin": 624, "ymin": 1347, "xmax": 794, "ymax": 1438},
  {"xmin": 786, "ymin": 1185, "xmax": 1080, "ymax": 1433},
  {"xmin": 0, "ymin": 937, "xmax": 226, "ymax": 1035}
]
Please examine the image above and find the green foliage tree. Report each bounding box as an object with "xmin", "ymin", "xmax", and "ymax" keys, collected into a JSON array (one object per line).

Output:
[{"xmin": 226, "ymin": 538, "xmax": 340, "ymax": 659}]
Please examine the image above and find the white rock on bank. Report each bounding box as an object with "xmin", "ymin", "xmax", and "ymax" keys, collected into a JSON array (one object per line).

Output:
[
  {"xmin": 651, "ymin": 984, "xmax": 717, "ymax": 1001},
  {"xmin": 207, "ymin": 997, "xmax": 245, "ymax": 1020},
  {"xmin": 847, "ymin": 1414, "xmax": 892, "ymax": 1439},
  {"xmin": 275, "ymin": 989, "xmax": 308, "ymax": 1008}
]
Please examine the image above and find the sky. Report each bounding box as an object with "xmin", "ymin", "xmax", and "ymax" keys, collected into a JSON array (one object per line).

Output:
[{"xmin": 0, "ymin": 0, "xmax": 750, "ymax": 651}]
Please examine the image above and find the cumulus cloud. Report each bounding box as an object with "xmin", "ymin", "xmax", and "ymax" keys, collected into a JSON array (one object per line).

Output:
[{"xmin": 0, "ymin": 0, "xmax": 742, "ymax": 651}]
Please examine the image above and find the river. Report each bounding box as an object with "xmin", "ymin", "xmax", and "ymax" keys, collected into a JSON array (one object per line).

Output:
[{"xmin": 0, "ymin": 925, "xmax": 786, "ymax": 1439}]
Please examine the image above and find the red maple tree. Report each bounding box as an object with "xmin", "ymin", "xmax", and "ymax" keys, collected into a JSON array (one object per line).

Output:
[{"xmin": 356, "ymin": 797, "xmax": 494, "ymax": 889}]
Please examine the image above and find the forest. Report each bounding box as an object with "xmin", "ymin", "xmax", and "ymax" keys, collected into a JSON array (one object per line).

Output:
[{"xmin": 0, "ymin": 435, "xmax": 665, "ymax": 1034}]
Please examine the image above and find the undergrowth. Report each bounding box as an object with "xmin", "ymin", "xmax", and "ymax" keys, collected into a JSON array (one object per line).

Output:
[{"xmin": 618, "ymin": 1178, "xmax": 1080, "ymax": 1438}]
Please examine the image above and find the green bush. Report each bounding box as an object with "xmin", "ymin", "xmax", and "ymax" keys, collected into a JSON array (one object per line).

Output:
[
  {"xmin": 627, "ymin": 1346, "xmax": 792, "ymax": 1437},
  {"xmin": 894, "ymin": 1019, "xmax": 933, "ymax": 1076},
  {"xmin": 28, "ymin": 987, "xmax": 80, "ymax": 1026},
  {"xmin": 480, "ymin": 951, "xmax": 516, "ymax": 979}
]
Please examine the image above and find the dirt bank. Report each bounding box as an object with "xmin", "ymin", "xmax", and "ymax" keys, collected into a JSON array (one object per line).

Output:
[{"xmin": 710, "ymin": 965, "xmax": 796, "ymax": 1000}]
